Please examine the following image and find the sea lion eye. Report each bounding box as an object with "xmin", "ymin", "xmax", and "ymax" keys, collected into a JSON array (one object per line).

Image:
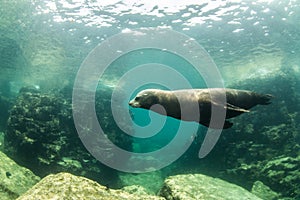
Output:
[{"xmin": 135, "ymin": 96, "xmax": 140, "ymax": 101}]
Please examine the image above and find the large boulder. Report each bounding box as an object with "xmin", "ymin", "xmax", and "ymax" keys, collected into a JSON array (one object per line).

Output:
[
  {"xmin": 4, "ymin": 86, "xmax": 132, "ymax": 186},
  {"xmin": 159, "ymin": 174, "xmax": 261, "ymax": 200},
  {"xmin": 0, "ymin": 151, "xmax": 40, "ymax": 200},
  {"xmin": 4, "ymin": 87, "xmax": 79, "ymax": 175},
  {"xmin": 17, "ymin": 172, "xmax": 164, "ymax": 200}
]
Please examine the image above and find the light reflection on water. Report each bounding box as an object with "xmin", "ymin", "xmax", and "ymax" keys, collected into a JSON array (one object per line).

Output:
[{"xmin": 0, "ymin": 0, "xmax": 299, "ymax": 90}]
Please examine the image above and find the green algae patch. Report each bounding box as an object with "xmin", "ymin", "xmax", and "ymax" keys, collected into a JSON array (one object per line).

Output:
[{"xmin": 0, "ymin": 151, "xmax": 40, "ymax": 200}]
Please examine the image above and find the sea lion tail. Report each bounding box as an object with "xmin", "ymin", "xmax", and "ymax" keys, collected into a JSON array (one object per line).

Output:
[{"xmin": 257, "ymin": 94, "xmax": 273, "ymax": 105}]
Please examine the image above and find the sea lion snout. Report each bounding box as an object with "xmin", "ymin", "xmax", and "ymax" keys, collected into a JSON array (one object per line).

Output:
[
  {"xmin": 129, "ymin": 99, "xmax": 140, "ymax": 108},
  {"xmin": 129, "ymin": 89, "xmax": 160, "ymax": 109}
]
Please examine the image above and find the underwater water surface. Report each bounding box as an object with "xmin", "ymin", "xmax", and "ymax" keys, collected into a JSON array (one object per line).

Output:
[{"xmin": 1, "ymin": 0, "xmax": 300, "ymax": 199}]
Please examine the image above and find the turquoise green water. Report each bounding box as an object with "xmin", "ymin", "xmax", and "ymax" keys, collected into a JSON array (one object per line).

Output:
[{"xmin": 1, "ymin": 0, "xmax": 300, "ymax": 198}]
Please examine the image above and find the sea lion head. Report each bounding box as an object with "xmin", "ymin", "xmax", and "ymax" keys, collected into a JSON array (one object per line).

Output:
[{"xmin": 129, "ymin": 89, "xmax": 160, "ymax": 109}]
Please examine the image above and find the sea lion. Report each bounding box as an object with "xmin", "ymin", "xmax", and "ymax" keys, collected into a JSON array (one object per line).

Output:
[{"xmin": 129, "ymin": 88, "xmax": 273, "ymax": 129}]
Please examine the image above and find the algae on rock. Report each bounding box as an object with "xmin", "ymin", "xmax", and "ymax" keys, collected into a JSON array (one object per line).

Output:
[
  {"xmin": 17, "ymin": 172, "xmax": 164, "ymax": 200},
  {"xmin": 0, "ymin": 151, "xmax": 40, "ymax": 200},
  {"xmin": 159, "ymin": 174, "xmax": 262, "ymax": 200},
  {"xmin": 251, "ymin": 181, "xmax": 279, "ymax": 200}
]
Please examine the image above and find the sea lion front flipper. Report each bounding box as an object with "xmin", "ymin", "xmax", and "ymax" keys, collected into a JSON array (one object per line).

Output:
[
  {"xmin": 210, "ymin": 100, "xmax": 249, "ymax": 115},
  {"xmin": 226, "ymin": 103, "xmax": 250, "ymax": 113},
  {"xmin": 210, "ymin": 100, "xmax": 249, "ymax": 113},
  {"xmin": 224, "ymin": 103, "xmax": 250, "ymax": 119}
]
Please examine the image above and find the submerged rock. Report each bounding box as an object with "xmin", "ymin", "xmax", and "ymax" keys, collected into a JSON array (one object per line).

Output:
[
  {"xmin": 122, "ymin": 185, "xmax": 150, "ymax": 196},
  {"xmin": 159, "ymin": 174, "xmax": 261, "ymax": 200},
  {"xmin": 0, "ymin": 151, "xmax": 40, "ymax": 200},
  {"xmin": 17, "ymin": 172, "xmax": 164, "ymax": 200},
  {"xmin": 251, "ymin": 181, "xmax": 279, "ymax": 200},
  {"xmin": 260, "ymin": 156, "xmax": 300, "ymax": 199},
  {"xmin": 119, "ymin": 170, "xmax": 164, "ymax": 194},
  {"xmin": 4, "ymin": 89, "xmax": 76, "ymax": 173},
  {"xmin": 4, "ymin": 87, "xmax": 131, "ymax": 186}
]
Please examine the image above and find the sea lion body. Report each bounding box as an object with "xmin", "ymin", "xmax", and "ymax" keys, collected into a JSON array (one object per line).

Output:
[{"xmin": 129, "ymin": 88, "xmax": 273, "ymax": 129}]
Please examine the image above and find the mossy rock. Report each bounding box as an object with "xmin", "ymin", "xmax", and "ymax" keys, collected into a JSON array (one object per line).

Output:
[
  {"xmin": 251, "ymin": 181, "xmax": 279, "ymax": 200},
  {"xmin": 17, "ymin": 172, "xmax": 164, "ymax": 200},
  {"xmin": 0, "ymin": 151, "xmax": 40, "ymax": 200},
  {"xmin": 159, "ymin": 174, "xmax": 262, "ymax": 200}
]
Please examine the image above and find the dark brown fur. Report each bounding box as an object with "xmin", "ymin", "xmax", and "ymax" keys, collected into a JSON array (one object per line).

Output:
[{"xmin": 129, "ymin": 88, "xmax": 273, "ymax": 129}]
